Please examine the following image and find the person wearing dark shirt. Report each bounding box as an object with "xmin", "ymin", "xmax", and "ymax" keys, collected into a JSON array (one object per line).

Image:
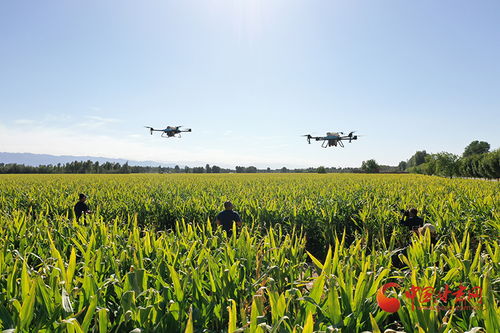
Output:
[
  {"xmin": 400, "ymin": 208, "xmax": 424, "ymax": 231},
  {"xmin": 74, "ymin": 193, "xmax": 91, "ymax": 220},
  {"xmin": 393, "ymin": 208, "xmax": 432, "ymax": 269},
  {"xmin": 215, "ymin": 201, "xmax": 242, "ymax": 237},
  {"xmin": 391, "ymin": 223, "xmax": 438, "ymax": 269}
]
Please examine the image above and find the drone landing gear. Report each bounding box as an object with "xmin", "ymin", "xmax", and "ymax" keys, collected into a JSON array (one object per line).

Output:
[
  {"xmin": 322, "ymin": 140, "xmax": 337, "ymax": 148},
  {"xmin": 161, "ymin": 133, "xmax": 181, "ymax": 138},
  {"xmin": 322, "ymin": 140, "xmax": 343, "ymax": 148}
]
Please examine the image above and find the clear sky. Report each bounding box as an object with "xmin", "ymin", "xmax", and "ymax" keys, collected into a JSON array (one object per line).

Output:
[{"xmin": 0, "ymin": 0, "xmax": 499, "ymax": 168}]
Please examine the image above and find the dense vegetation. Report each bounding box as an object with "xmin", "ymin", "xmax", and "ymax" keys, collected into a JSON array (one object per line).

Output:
[
  {"xmin": 0, "ymin": 174, "xmax": 498, "ymax": 332},
  {"xmin": 403, "ymin": 141, "xmax": 499, "ymax": 179},
  {"xmin": 0, "ymin": 160, "xmax": 374, "ymax": 175}
]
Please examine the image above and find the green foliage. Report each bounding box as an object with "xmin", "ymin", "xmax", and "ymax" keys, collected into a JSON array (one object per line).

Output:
[
  {"xmin": 410, "ymin": 149, "xmax": 499, "ymax": 179},
  {"xmin": 463, "ymin": 141, "xmax": 490, "ymax": 158},
  {"xmin": 434, "ymin": 152, "xmax": 459, "ymax": 178},
  {"xmin": 407, "ymin": 151, "xmax": 428, "ymax": 168},
  {"xmin": 0, "ymin": 174, "xmax": 498, "ymax": 332},
  {"xmin": 317, "ymin": 166, "xmax": 327, "ymax": 174},
  {"xmin": 459, "ymin": 149, "xmax": 500, "ymax": 179},
  {"xmin": 234, "ymin": 166, "xmax": 258, "ymax": 173},
  {"xmin": 361, "ymin": 159, "xmax": 380, "ymax": 173}
]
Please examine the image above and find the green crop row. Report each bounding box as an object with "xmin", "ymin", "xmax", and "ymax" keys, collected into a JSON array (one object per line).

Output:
[
  {"xmin": 0, "ymin": 174, "xmax": 498, "ymax": 332},
  {"xmin": 0, "ymin": 174, "xmax": 498, "ymax": 254}
]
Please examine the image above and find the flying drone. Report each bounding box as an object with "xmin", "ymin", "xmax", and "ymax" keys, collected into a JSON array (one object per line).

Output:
[
  {"xmin": 303, "ymin": 131, "xmax": 359, "ymax": 148},
  {"xmin": 144, "ymin": 125, "xmax": 192, "ymax": 138}
]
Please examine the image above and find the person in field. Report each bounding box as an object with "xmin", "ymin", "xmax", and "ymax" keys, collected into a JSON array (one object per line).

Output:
[
  {"xmin": 74, "ymin": 193, "xmax": 91, "ymax": 221},
  {"xmin": 392, "ymin": 223, "xmax": 438, "ymax": 269},
  {"xmin": 215, "ymin": 201, "xmax": 242, "ymax": 237},
  {"xmin": 417, "ymin": 223, "xmax": 438, "ymax": 243},
  {"xmin": 399, "ymin": 207, "xmax": 424, "ymax": 231}
]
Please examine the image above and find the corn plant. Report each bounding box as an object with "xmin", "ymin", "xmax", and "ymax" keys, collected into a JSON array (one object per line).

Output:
[{"xmin": 0, "ymin": 173, "xmax": 498, "ymax": 332}]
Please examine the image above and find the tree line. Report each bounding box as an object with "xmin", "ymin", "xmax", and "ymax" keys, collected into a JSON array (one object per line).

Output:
[
  {"xmin": 0, "ymin": 161, "xmax": 230, "ymax": 174},
  {"xmin": 0, "ymin": 160, "xmax": 367, "ymax": 174},
  {"xmin": 399, "ymin": 141, "xmax": 499, "ymax": 179},
  {"xmin": 1, "ymin": 140, "xmax": 496, "ymax": 177}
]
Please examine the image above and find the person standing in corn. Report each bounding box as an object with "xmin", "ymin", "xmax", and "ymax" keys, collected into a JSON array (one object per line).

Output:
[
  {"xmin": 74, "ymin": 193, "xmax": 91, "ymax": 221},
  {"xmin": 215, "ymin": 201, "xmax": 242, "ymax": 237},
  {"xmin": 399, "ymin": 207, "xmax": 424, "ymax": 231}
]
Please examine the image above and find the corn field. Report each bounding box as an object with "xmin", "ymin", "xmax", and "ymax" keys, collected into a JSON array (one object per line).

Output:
[{"xmin": 0, "ymin": 174, "xmax": 498, "ymax": 332}]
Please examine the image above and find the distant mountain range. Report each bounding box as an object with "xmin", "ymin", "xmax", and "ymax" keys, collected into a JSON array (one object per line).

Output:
[{"xmin": 0, "ymin": 152, "xmax": 181, "ymax": 168}]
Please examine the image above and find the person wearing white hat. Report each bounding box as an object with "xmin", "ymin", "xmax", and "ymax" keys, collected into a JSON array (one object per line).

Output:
[
  {"xmin": 418, "ymin": 223, "xmax": 437, "ymax": 236},
  {"xmin": 392, "ymin": 223, "xmax": 438, "ymax": 268},
  {"xmin": 418, "ymin": 223, "xmax": 438, "ymax": 245}
]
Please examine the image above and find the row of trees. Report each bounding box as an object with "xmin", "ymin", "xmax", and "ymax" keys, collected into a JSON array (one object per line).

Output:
[
  {"xmin": 0, "ymin": 161, "xmax": 366, "ymax": 174},
  {"xmin": 401, "ymin": 141, "xmax": 499, "ymax": 179},
  {"xmin": 3, "ymin": 141, "xmax": 494, "ymax": 177},
  {"xmin": 0, "ymin": 160, "xmax": 393, "ymax": 174},
  {"xmin": 0, "ymin": 161, "xmax": 132, "ymax": 174},
  {"xmin": 0, "ymin": 161, "xmax": 233, "ymax": 174}
]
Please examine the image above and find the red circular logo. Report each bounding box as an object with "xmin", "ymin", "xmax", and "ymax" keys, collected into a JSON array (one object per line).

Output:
[{"xmin": 377, "ymin": 283, "xmax": 401, "ymax": 313}]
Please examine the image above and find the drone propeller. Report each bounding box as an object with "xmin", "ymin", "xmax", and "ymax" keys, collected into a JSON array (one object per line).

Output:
[
  {"xmin": 301, "ymin": 134, "xmax": 312, "ymax": 144},
  {"xmin": 348, "ymin": 132, "xmax": 361, "ymax": 142}
]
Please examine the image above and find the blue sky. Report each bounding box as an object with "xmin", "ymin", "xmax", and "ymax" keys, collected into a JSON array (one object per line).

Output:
[{"xmin": 0, "ymin": 0, "xmax": 499, "ymax": 168}]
